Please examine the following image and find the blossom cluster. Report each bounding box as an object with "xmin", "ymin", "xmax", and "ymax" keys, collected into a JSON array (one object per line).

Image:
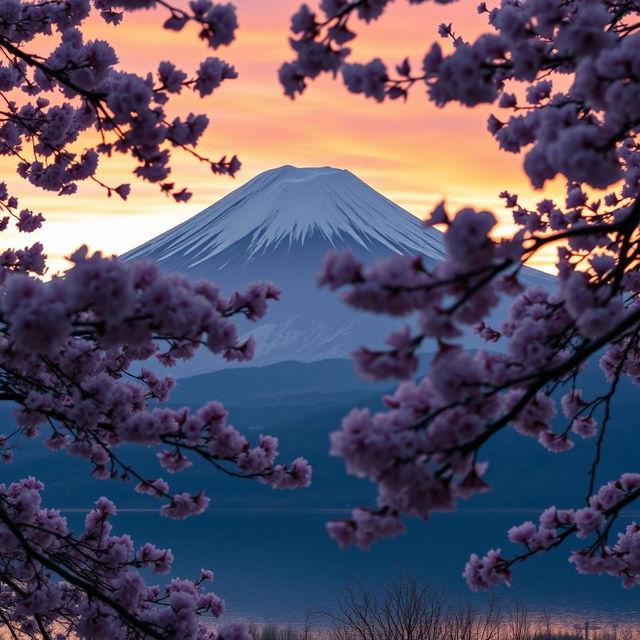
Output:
[
  {"xmin": 319, "ymin": 193, "xmax": 640, "ymax": 587},
  {"xmin": 0, "ymin": 0, "xmax": 241, "ymax": 201},
  {"xmin": 0, "ymin": 479, "xmax": 255, "ymax": 639},
  {"xmin": 467, "ymin": 473, "xmax": 640, "ymax": 590},
  {"xmin": 287, "ymin": 0, "xmax": 640, "ymax": 592},
  {"xmin": 279, "ymin": 0, "xmax": 455, "ymax": 99},
  {"xmin": 284, "ymin": 1, "xmax": 639, "ymax": 194},
  {"xmin": 0, "ymin": 181, "xmax": 47, "ymax": 277},
  {"xmin": 1, "ymin": 247, "xmax": 311, "ymax": 509}
]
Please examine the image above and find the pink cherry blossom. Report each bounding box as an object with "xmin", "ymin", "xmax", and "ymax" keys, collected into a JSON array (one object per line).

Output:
[{"xmin": 288, "ymin": 0, "xmax": 640, "ymax": 595}]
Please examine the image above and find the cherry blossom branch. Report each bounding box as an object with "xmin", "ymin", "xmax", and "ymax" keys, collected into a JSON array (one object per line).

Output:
[{"xmin": 0, "ymin": 499, "xmax": 169, "ymax": 640}]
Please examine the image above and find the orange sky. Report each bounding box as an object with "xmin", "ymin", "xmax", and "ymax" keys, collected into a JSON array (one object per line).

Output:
[{"xmin": 3, "ymin": 0, "xmax": 568, "ymax": 274}]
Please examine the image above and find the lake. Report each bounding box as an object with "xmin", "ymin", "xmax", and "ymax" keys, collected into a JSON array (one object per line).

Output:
[{"xmin": 64, "ymin": 508, "xmax": 640, "ymax": 627}]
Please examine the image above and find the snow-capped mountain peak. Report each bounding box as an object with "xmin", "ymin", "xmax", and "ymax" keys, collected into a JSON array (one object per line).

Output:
[
  {"xmin": 124, "ymin": 165, "xmax": 552, "ymax": 376},
  {"xmin": 124, "ymin": 165, "xmax": 445, "ymax": 268}
]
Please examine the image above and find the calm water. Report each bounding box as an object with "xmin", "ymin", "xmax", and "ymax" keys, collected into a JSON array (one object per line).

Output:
[{"xmin": 65, "ymin": 509, "xmax": 640, "ymax": 625}]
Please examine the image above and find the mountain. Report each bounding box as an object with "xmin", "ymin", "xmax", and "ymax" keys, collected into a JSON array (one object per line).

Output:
[
  {"xmin": 125, "ymin": 165, "xmax": 447, "ymax": 266},
  {"xmin": 124, "ymin": 165, "xmax": 552, "ymax": 376}
]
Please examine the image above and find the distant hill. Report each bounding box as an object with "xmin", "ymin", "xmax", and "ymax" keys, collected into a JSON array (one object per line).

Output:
[{"xmin": 2, "ymin": 356, "xmax": 636, "ymax": 514}]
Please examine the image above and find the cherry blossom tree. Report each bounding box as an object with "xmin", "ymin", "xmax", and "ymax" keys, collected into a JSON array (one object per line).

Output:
[
  {"xmin": 0, "ymin": 2, "xmax": 312, "ymax": 639},
  {"xmin": 282, "ymin": 0, "xmax": 640, "ymax": 590}
]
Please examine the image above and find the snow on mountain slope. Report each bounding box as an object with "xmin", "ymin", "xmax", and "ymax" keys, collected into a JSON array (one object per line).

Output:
[
  {"xmin": 125, "ymin": 165, "xmax": 446, "ymax": 266},
  {"xmin": 123, "ymin": 165, "xmax": 553, "ymax": 376}
]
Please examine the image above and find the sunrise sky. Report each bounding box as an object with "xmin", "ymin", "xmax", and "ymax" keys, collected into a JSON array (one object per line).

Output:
[{"xmin": 3, "ymin": 0, "xmax": 568, "ymax": 273}]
